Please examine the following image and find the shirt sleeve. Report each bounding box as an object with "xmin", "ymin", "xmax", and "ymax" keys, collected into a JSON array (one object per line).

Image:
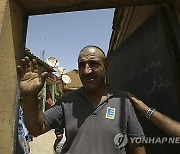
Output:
[
  {"xmin": 126, "ymin": 99, "xmax": 145, "ymax": 137},
  {"xmin": 43, "ymin": 103, "xmax": 65, "ymax": 132}
]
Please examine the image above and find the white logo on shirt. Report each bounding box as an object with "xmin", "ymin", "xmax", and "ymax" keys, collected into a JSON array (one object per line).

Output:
[{"xmin": 106, "ymin": 107, "xmax": 116, "ymax": 119}]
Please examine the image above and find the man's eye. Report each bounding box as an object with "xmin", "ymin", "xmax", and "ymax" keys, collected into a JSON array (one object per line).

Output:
[
  {"xmin": 78, "ymin": 63, "xmax": 85, "ymax": 68},
  {"xmin": 89, "ymin": 62, "xmax": 100, "ymax": 68}
]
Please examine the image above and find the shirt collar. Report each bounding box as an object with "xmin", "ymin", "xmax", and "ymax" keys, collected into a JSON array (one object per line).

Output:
[{"xmin": 78, "ymin": 85, "xmax": 114, "ymax": 99}]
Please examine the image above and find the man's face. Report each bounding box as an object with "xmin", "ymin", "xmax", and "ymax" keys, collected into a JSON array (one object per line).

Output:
[{"xmin": 78, "ymin": 47, "xmax": 106, "ymax": 91}]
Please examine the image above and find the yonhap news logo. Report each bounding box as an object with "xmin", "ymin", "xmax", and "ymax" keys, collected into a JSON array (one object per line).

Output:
[
  {"xmin": 114, "ymin": 132, "xmax": 128, "ymax": 149},
  {"xmin": 130, "ymin": 137, "xmax": 180, "ymax": 144}
]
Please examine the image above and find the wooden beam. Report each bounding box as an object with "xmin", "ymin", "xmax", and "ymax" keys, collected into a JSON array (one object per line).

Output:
[{"xmin": 16, "ymin": 0, "xmax": 171, "ymax": 15}]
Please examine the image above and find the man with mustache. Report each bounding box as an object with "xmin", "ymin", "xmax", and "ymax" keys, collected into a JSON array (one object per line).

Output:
[{"xmin": 17, "ymin": 45, "xmax": 146, "ymax": 154}]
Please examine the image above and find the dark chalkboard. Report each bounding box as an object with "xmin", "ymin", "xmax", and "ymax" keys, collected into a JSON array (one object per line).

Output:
[{"xmin": 107, "ymin": 12, "xmax": 180, "ymax": 154}]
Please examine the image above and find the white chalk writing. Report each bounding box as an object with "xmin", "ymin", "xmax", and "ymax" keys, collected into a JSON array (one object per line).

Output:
[
  {"xmin": 128, "ymin": 61, "xmax": 162, "ymax": 80},
  {"xmin": 145, "ymin": 76, "xmax": 171, "ymax": 94}
]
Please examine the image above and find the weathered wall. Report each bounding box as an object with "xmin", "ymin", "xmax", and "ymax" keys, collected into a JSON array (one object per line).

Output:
[
  {"xmin": 107, "ymin": 8, "xmax": 180, "ymax": 153},
  {"xmin": 0, "ymin": 0, "xmax": 27, "ymax": 153},
  {"xmin": 0, "ymin": 0, "xmax": 179, "ymax": 153}
]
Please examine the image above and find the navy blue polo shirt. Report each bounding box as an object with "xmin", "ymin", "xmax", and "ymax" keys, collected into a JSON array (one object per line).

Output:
[{"xmin": 43, "ymin": 87, "xmax": 145, "ymax": 154}]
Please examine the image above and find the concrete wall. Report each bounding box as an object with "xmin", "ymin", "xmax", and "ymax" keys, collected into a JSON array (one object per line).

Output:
[
  {"xmin": 0, "ymin": 0, "xmax": 177, "ymax": 153},
  {"xmin": 109, "ymin": 3, "xmax": 180, "ymax": 53},
  {"xmin": 0, "ymin": 0, "xmax": 27, "ymax": 153}
]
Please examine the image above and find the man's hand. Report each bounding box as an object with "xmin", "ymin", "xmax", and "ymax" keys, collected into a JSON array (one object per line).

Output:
[
  {"xmin": 16, "ymin": 56, "xmax": 51, "ymax": 136},
  {"xmin": 17, "ymin": 56, "xmax": 47, "ymax": 97},
  {"xmin": 127, "ymin": 92, "xmax": 149, "ymax": 117},
  {"xmin": 127, "ymin": 93, "xmax": 180, "ymax": 137}
]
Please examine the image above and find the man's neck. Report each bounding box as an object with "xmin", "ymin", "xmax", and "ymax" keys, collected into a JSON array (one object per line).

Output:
[
  {"xmin": 83, "ymin": 84, "xmax": 109, "ymax": 108},
  {"xmin": 85, "ymin": 84, "xmax": 108, "ymax": 97}
]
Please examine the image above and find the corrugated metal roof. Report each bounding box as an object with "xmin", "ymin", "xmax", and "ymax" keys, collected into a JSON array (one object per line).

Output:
[{"xmin": 25, "ymin": 48, "xmax": 55, "ymax": 72}]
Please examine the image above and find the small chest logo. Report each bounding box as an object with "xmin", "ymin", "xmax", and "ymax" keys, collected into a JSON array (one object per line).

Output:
[{"xmin": 106, "ymin": 107, "xmax": 116, "ymax": 119}]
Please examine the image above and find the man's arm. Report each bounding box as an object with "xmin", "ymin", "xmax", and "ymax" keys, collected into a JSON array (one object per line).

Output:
[
  {"xmin": 150, "ymin": 110, "xmax": 180, "ymax": 137},
  {"xmin": 126, "ymin": 97, "xmax": 146, "ymax": 154},
  {"xmin": 21, "ymin": 96, "xmax": 50, "ymax": 136},
  {"xmin": 127, "ymin": 92, "xmax": 180, "ymax": 137},
  {"xmin": 17, "ymin": 56, "xmax": 50, "ymax": 136},
  {"xmin": 127, "ymin": 141, "xmax": 146, "ymax": 154}
]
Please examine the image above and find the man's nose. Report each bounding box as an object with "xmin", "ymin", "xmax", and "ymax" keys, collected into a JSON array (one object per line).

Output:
[{"xmin": 84, "ymin": 64, "xmax": 92, "ymax": 74}]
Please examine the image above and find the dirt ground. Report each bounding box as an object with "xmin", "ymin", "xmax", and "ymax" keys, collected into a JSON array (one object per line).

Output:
[{"xmin": 29, "ymin": 130, "xmax": 56, "ymax": 154}]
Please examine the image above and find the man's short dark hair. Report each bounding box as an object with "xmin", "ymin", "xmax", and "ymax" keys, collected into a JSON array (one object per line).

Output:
[{"xmin": 80, "ymin": 45, "xmax": 106, "ymax": 57}]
